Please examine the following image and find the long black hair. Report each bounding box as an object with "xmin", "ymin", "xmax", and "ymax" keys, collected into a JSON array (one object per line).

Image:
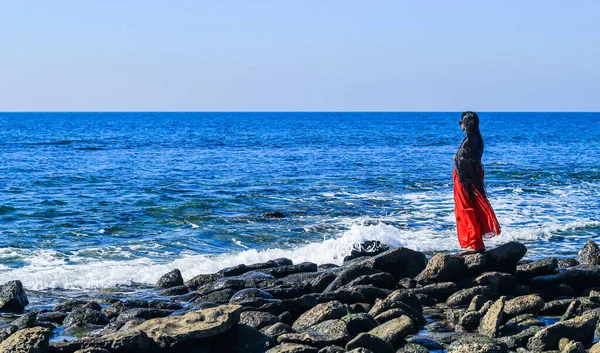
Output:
[{"xmin": 455, "ymin": 111, "xmax": 487, "ymax": 200}]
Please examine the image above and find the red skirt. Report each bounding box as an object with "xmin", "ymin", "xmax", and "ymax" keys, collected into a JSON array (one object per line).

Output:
[{"xmin": 453, "ymin": 168, "xmax": 501, "ymax": 250}]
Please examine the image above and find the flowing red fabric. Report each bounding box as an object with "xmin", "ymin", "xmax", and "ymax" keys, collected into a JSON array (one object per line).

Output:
[{"xmin": 453, "ymin": 167, "xmax": 501, "ymax": 250}]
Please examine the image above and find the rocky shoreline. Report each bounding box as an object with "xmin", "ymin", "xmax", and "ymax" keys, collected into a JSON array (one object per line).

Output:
[{"xmin": 2, "ymin": 240, "xmax": 600, "ymax": 352}]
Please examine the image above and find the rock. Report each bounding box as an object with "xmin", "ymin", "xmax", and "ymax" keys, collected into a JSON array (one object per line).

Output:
[
  {"xmin": 241, "ymin": 311, "xmax": 281, "ymax": 330},
  {"xmin": 397, "ymin": 343, "xmax": 428, "ymax": 353},
  {"xmin": 345, "ymin": 333, "xmax": 395, "ymax": 353},
  {"xmin": 230, "ymin": 288, "xmax": 276, "ymax": 306},
  {"xmin": 407, "ymin": 282, "xmax": 459, "ymax": 301},
  {"xmin": 155, "ymin": 269, "xmax": 184, "ymax": 289},
  {"xmin": 159, "ymin": 285, "xmax": 189, "ymax": 296},
  {"xmin": 266, "ymin": 343, "xmax": 319, "ymax": 353},
  {"xmin": 324, "ymin": 267, "xmax": 381, "ymax": 293},
  {"xmin": 344, "ymin": 241, "xmax": 390, "ymax": 262},
  {"xmin": 474, "ymin": 272, "xmax": 517, "ymax": 289},
  {"xmin": 74, "ymin": 348, "xmax": 112, "ymax": 353},
  {"xmin": 557, "ymin": 258, "xmax": 579, "ymax": 269},
  {"xmin": 497, "ymin": 325, "xmax": 541, "ymax": 350},
  {"xmin": 369, "ymin": 292, "xmax": 425, "ymax": 326},
  {"xmin": 0, "ymin": 325, "xmax": 18, "ymax": 342},
  {"xmin": 341, "ymin": 313, "xmax": 379, "ymax": 337},
  {"xmin": 260, "ymin": 294, "xmax": 323, "ymax": 317},
  {"xmin": 590, "ymin": 342, "xmax": 600, "ymax": 353},
  {"xmin": 64, "ymin": 308, "xmax": 110, "ymax": 327},
  {"xmin": 317, "ymin": 346, "xmax": 345, "ymax": 353},
  {"xmin": 0, "ymin": 327, "xmax": 52, "ymax": 352},
  {"xmin": 0, "ymin": 280, "xmax": 29, "ymax": 313},
  {"xmin": 578, "ymin": 240, "xmax": 600, "ymax": 265},
  {"xmin": 458, "ymin": 311, "xmax": 482, "ymax": 331},
  {"xmin": 262, "ymin": 322, "xmax": 296, "ymax": 338},
  {"xmin": 529, "ymin": 265, "xmax": 600, "ymax": 292},
  {"xmin": 540, "ymin": 299, "xmax": 575, "ymax": 316},
  {"xmin": 194, "ymin": 288, "xmax": 238, "ymax": 304},
  {"xmin": 516, "ymin": 258, "xmax": 558, "ymax": 281},
  {"xmin": 467, "ymin": 295, "xmax": 487, "ymax": 312},
  {"xmin": 447, "ymin": 286, "xmax": 499, "ymax": 307},
  {"xmin": 222, "ymin": 259, "xmax": 295, "ymax": 278},
  {"xmin": 527, "ymin": 312, "xmax": 597, "ymax": 351},
  {"xmin": 504, "ymin": 294, "xmax": 544, "ymax": 318},
  {"xmin": 301, "ymin": 319, "xmax": 351, "ymax": 347},
  {"xmin": 368, "ymin": 315, "xmax": 414, "ymax": 346},
  {"xmin": 343, "ymin": 273, "xmax": 396, "ymax": 290},
  {"xmin": 292, "ymin": 301, "xmax": 348, "ymax": 332},
  {"xmin": 500, "ymin": 314, "xmax": 546, "ymax": 336},
  {"xmin": 558, "ymin": 338, "xmax": 585, "ymax": 353},
  {"xmin": 447, "ymin": 335, "xmax": 502, "ymax": 353},
  {"xmin": 37, "ymin": 311, "xmax": 67, "ymax": 324},
  {"xmin": 415, "ymin": 254, "xmax": 468, "ymax": 284},
  {"xmin": 260, "ymin": 263, "xmax": 319, "ymax": 279},
  {"xmin": 332, "ymin": 285, "xmax": 389, "ymax": 304},
  {"xmin": 115, "ymin": 308, "xmax": 173, "ymax": 322},
  {"xmin": 356, "ymin": 247, "xmax": 428, "ymax": 281},
  {"xmin": 53, "ymin": 299, "xmax": 88, "ymax": 313},
  {"xmin": 477, "ymin": 297, "xmax": 504, "ymax": 337},
  {"xmin": 486, "ymin": 242, "xmax": 527, "ymax": 273},
  {"xmin": 560, "ymin": 300, "xmax": 581, "ymax": 321},
  {"xmin": 216, "ymin": 324, "xmax": 273, "ymax": 353},
  {"xmin": 11, "ymin": 312, "xmax": 37, "ymax": 330},
  {"xmin": 370, "ymin": 290, "xmax": 422, "ymax": 314},
  {"xmin": 462, "ymin": 252, "xmax": 487, "ymax": 274},
  {"xmin": 185, "ymin": 273, "xmax": 224, "ymax": 290},
  {"xmin": 263, "ymin": 211, "xmax": 286, "ymax": 218},
  {"xmin": 198, "ymin": 271, "xmax": 277, "ymax": 295}
]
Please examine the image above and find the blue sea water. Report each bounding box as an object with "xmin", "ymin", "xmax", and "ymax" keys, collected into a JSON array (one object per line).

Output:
[{"xmin": 0, "ymin": 112, "xmax": 598, "ymax": 291}]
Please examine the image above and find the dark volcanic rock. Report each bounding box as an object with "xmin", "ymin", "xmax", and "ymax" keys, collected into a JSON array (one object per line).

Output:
[
  {"xmin": 529, "ymin": 265, "xmax": 600, "ymax": 292},
  {"xmin": 557, "ymin": 257, "xmax": 580, "ymax": 269},
  {"xmin": 194, "ymin": 288, "xmax": 237, "ymax": 304},
  {"xmin": 560, "ymin": 300, "xmax": 581, "ymax": 321},
  {"xmin": 485, "ymin": 242, "xmax": 527, "ymax": 273},
  {"xmin": 64, "ymin": 308, "xmax": 110, "ymax": 327},
  {"xmin": 357, "ymin": 247, "xmax": 428, "ymax": 281},
  {"xmin": 344, "ymin": 273, "xmax": 396, "ymax": 290},
  {"xmin": 447, "ymin": 335, "xmax": 502, "ymax": 353},
  {"xmin": 0, "ymin": 280, "xmax": 29, "ymax": 313},
  {"xmin": 292, "ymin": 301, "xmax": 349, "ymax": 332},
  {"xmin": 37, "ymin": 311, "xmax": 67, "ymax": 324},
  {"xmin": 368, "ymin": 315, "xmax": 414, "ymax": 346},
  {"xmin": 503, "ymin": 294, "xmax": 544, "ymax": 318},
  {"xmin": 527, "ymin": 312, "xmax": 598, "ymax": 351},
  {"xmin": 221, "ymin": 258, "xmax": 294, "ymax": 277},
  {"xmin": 446, "ymin": 286, "xmax": 499, "ymax": 307},
  {"xmin": 540, "ymin": 299, "xmax": 574, "ymax": 316},
  {"xmin": 266, "ymin": 343, "xmax": 319, "ymax": 353},
  {"xmin": 579, "ymin": 240, "xmax": 600, "ymax": 265},
  {"xmin": 341, "ymin": 313, "xmax": 379, "ymax": 337},
  {"xmin": 416, "ymin": 254, "xmax": 468, "ymax": 284},
  {"xmin": 333, "ymin": 285, "xmax": 389, "ymax": 304},
  {"xmin": 10, "ymin": 312, "xmax": 37, "ymax": 330},
  {"xmin": 116, "ymin": 308, "xmax": 173, "ymax": 322},
  {"xmin": 260, "ymin": 263, "xmax": 318, "ymax": 279},
  {"xmin": 217, "ymin": 324, "xmax": 273, "ymax": 353},
  {"xmin": 516, "ymin": 258, "xmax": 558, "ymax": 280},
  {"xmin": 263, "ymin": 211, "xmax": 286, "ymax": 218},
  {"xmin": 407, "ymin": 282, "xmax": 459, "ymax": 301},
  {"xmin": 345, "ymin": 333, "xmax": 395, "ymax": 353},
  {"xmin": 473, "ymin": 272, "xmax": 516, "ymax": 289},
  {"xmin": 185, "ymin": 273, "xmax": 223, "ymax": 290},
  {"xmin": 343, "ymin": 241, "xmax": 390, "ymax": 263},
  {"xmin": 324, "ymin": 266, "xmax": 381, "ymax": 293},
  {"xmin": 155, "ymin": 269, "xmax": 184, "ymax": 289},
  {"xmin": 497, "ymin": 325, "xmax": 542, "ymax": 350},
  {"xmin": 54, "ymin": 299, "xmax": 88, "ymax": 313},
  {"xmin": 159, "ymin": 285, "xmax": 189, "ymax": 296},
  {"xmin": 230, "ymin": 288, "xmax": 276, "ymax": 306},
  {"xmin": 458, "ymin": 311, "xmax": 482, "ymax": 331},
  {"xmin": 241, "ymin": 311, "xmax": 281, "ymax": 330},
  {"xmin": 262, "ymin": 322, "xmax": 296, "ymax": 338},
  {"xmin": 462, "ymin": 252, "xmax": 487, "ymax": 274},
  {"xmin": 198, "ymin": 271, "xmax": 277, "ymax": 295}
]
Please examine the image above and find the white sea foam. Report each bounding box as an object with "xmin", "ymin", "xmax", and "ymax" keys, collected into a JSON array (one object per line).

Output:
[{"xmin": 2, "ymin": 219, "xmax": 597, "ymax": 291}]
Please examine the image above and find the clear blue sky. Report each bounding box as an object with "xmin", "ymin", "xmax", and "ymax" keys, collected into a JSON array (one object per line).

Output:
[{"xmin": 1, "ymin": 1, "xmax": 598, "ymax": 111}]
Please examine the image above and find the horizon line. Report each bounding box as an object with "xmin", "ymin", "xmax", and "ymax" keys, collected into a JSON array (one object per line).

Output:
[{"xmin": 1, "ymin": 110, "xmax": 599, "ymax": 114}]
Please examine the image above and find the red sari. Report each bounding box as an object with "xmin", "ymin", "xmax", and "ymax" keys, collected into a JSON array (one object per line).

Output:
[{"xmin": 453, "ymin": 167, "xmax": 501, "ymax": 250}]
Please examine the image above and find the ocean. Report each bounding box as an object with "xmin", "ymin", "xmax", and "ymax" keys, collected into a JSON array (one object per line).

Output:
[{"xmin": 0, "ymin": 112, "xmax": 599, "ymax": 294}]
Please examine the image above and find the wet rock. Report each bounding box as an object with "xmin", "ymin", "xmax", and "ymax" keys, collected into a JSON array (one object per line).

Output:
[
  {"xmin": 527, "ymin": 312, "xmax": 598, "ymax": 351},
  {"xmin": 323, "ymin": 266, "xmax": 381, "ymax": 293},
  {"xmin": 262, "ymin": 322, "xmax": 296, "ymax": 338},
  {"xmin": 317, "ymin": 346, "xmax": 345, "ymax": 353},
  {"xmin": 10, "ymin": 312, "xmax": 37, "ymax": 331},
  {"xmin": 529, "ymin": 265, "xmax": 600, "ymax": 292},
  {"xmin": 260, "ymin": 294, "xmax": 323, "ymax": 317},
  {"xmin": 368, "ymin": 315, "xmax": 414, "ymax": 346},
  {"xmin": 217, "ymin": 323, "xmax": 273, "ymax": 353},
  {"xmin": 230, "ymin": 288, "xmax": 276, "ymax": 306},
  {"xmin": 516, "ymin": 258, "xmax": 558, "ymax": 280},
  {"xmin": 199, "ymin": 271, "xmax": 278, "ymax": 295},
  {"xmin": 292, "ymin": 301, "xmax": 348, "ymax": 332},
  {"xmin": 500, "ymin": 314, "xmax": 546, "ymax": 336},
  {"xmin": 266, "ymin": 343, "xmax": 319, "ymax": 353},
  {"xmin": 477, "ymin": 297, "xmax": 505, "ymax": 338},
  {"xmin": 458, "ymin": 311, "xmax": 482, "ymax": 331},
  {"xmin": 241, "ymin": 311, "xmax": 281, "ymax": 330},
  {"xmin": 341, "ymin": 313, "xmax": 378, "ymax": 336},
  {"xmin": 447, "ymin": 335, "xmax": 502, "ymax": 353},
  {"xmin": 318, "ymin": 264, "xmax": 339, "ymax": 271},
  {"xmin": 369, "ymin": 292, "xmax": 425, "ymax": 326},
  {"xmin": 579, "ymin": 240, "xmax": 600, "ymax": 265},
  {"xmin": 560, "ymin": 300, "xmax": 581, "ymax": 321},
  {"xmin": 504, "ymin": 294, "xmax": 544, "ymax": 318},
  {"xmin": 302, "ymin": 319, "xmax": 351, "ymax": 347},
  {"xmin": 540, "ymin": 299, "xmax": 575, "ymax": 316},
  {"xmin": 263, "ymin": 211, "xmax": 286, "ymax": 218},
  {"xmin": 115, "ymin": 308, "xmax": 173, "ymax": 322},
  {"xmin": 345, "ymin": 333, "xmax": 395, "ymax": 353},
  {"xmin": 159, "ymin": 285, "xmax": 189, "ymax": 296},
  {"xmin": 260, "ymin": 263, "xmax": 319, "ymax": 279},
  {"xmin": 497, "ymin": 325, "xmax": 542, "ymax": 350},
  {"xmin": 415, "ymin": 254, "xmax": 468, "ymax": 284},
  {"xmin": 397, "ymin": 342, "xmax": 428, "ymax": 353},
  {"xmin": 406, "ymin": 336, "xmax": 446, "ymax": 350},
  {"xmin": 37, "ymin": 311, "xmax": 67, "ymax": 325},
  {"xmin": 371, "ymin": 290, "xmax": 422, "ymax": 314},
  {"xmin": 344, "ymin": 241, "xmax": 390, "ymax": 263},
  {"xmin": 264, "ymin": 285, "xmax": 305, "ymax": 300},
  {"xmin": 557, "ymin": 258, "xmax": 580, "ymax": 269},
  {"xmin": 356, "ymin": 247, "xmax": 428, "ymax": 281},
  {"xmin": 64, "ymin": 308, "xmax": 110, "ymax": 327},
  {"xmin": 194, "ymin": 288, "xmax": 237, "ymax": 304},
  {"xmin": 468, "ymin": 295, "xmax": 487, "ymax": 312},
  {"xmin": 397, "ymin": 278, "xmax": 417, "ymax": 289},
  {"xmin": 407, "ymin": 282, "xmax": 459, "ymax": 301},
  {"xmin": 447, "ymin": 286, "xmax": 499, "ymax": 307},
  {"xmin": 0, "ymin": 327, "xmax": 52, "ymax": 352},
  {"xmin": 156, "ymin": 269, "xmax": 184, "ymax": 289},
  {"xmin": 349, "ymin": 303, "xmax": 372, "ymax": 314},
  {"xmin": 54, "ymin": 299, "xmax": 88, "ymax": 313},
  {"xmin": 332, "ymin": 285, "xmax": 390, "ymax": 304},
  {"xmin": 343, "ymin": 273, "xmax": 396, "ymax": 290},
  {"xmin": 185, "ymin": 273, "xmax": 223, "ymax": 290},
  {"xmin": 74, "ymin": 348, "xmax": 112, "ymax": 353},
  {"xmin": 0, "ymin": 280, "xmax": 29, "ymax": 313},
  {"xmin": 558, "ymin": 338, "xmax": 585, "ymax": 353},
  {"xmin": 486, "ymin": 241, "xmax": 527, "ymax": 273},
  {"xmin": 462, "ymin": 252, "xmax": 487, "ymax": 274}
]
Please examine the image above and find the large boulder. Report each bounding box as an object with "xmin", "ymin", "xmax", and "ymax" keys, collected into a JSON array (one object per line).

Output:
[
  {"xmin": 527, "ymin": 312, "xmax": 597, "ymax": 351},
  {"xmin": 341, "ymin": 313, "xmax": 379, "ymax": 337},
  {"xmin": 240, "ymin": 311, "xmax": 281, "ymax": 330},
  {"xmin": 446, "ymin": 286, "xmax": 499, "ymax": 307},
  {"xmin": 345, "ymin": 333, "xmax": 395, "ymax": 353},
  {"xmin": 279, "ymin": 319, "xmax": 351, "ymax": 347},
  {"xmin": 132, "ymin": 304, "xmax": 242, "ymax": 348},
  {"xmin": 266, "ymin": 343, "xmax": 318, "ymax": 353},
  {"xmin": 155, "ymin": 269, "xmax": 184, "ymax": 289},
  {"xmin": 579, "ymin": 240, "xmax": 600, "ymax": 265},
  {"xmin": 356, "ymin": 247, "xmax": 427, "ymax": 281},
  {"xmin": 0, "ymin": 280, "xmax": 29, "ymax": 313},
  {"xmin": 477, "ymin": 297, "xmax": 505, "ymax": 338},
  {"xmin": 0, "ymin": 327, "xmax": 52, "ymax": 352},
  {"xmin": 344, "ymin": 241, "xmax": 390, "ymax": 262},
  {"xmin": 503, "ymin": 295, "xmax": 544, "ymax": 318},
  {"xmin": 64, "ymin": 308, "xmax": 110, "ymax": 327},
  {"xmin": 415, "ymin": 254, "xmax": 468, "ymax": 285},
  {"xmin": 485, "ymin": 242, "xmax": 527, "ymax": 273},
  {"xmin": 368, "ymin": 315, "xmax": 414, "ymax": 346},
  {"xmin": 407, "ymin": 282, "xmax": 459, "ymax": 301},
  {"xmin": 515, "ymin": 258, "xmax": 558, "ymax": 281},
  {"xmin": 529, "ymin": 265, "xmax": 600, "ymax": 292},
  {"xmin": 292, "ymin": 301, "xmax": 348, "ymax": 332},
  {"xmin": 259, "ymin": 263, "xmax": 318, "ymax": 279}
]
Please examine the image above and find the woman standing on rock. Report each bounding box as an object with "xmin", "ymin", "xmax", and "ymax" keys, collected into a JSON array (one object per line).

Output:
[{"xmin": 453, "ymin": 111, "xmax": 501, "ymax": 255}]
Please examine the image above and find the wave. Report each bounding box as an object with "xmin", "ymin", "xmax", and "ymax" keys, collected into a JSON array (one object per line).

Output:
[{"xmin": 2, "ymin": 220, "xmax": 597, "ymax": 291}]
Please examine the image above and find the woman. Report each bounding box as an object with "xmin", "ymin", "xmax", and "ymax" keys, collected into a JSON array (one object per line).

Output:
[{"xmin": 453, "ymin": 111, "xmax": 500, "ymax": 254}]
